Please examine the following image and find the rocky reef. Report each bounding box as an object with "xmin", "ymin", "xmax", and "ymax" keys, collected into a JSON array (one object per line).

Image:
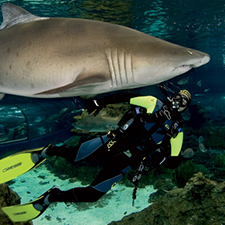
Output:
[
  {"xmin": 0, "ymin": 183, "xmax": 32, "ymax": 225},
  {"xmin": 109, "ymin": 172, "xmax": 225, "ymax": 225}
]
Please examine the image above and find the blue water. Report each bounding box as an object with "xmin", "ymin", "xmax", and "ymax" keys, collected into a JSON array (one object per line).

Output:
[{"xmin": 0, "ymin": 1, "xmax": 224, "ymax": 224}]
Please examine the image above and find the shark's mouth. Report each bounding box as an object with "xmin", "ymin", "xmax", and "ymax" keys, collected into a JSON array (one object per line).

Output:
[
  {"xmin": 178, "ymin": 55, "xmax": 210, "ymax": 70},
  {"xmin": 181, "ymin": 64, "xmax": 195, "ymax": 69},
  {"xmin": 174, "ymin": 64, "xmax": 195, "ymax": 72}
]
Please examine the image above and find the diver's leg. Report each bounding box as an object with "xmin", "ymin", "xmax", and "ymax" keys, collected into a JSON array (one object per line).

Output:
[
  {"xmin": 41, "ymin": 135, "xmax": 110, "ymax": 162},
  {"xmin": 47, "ymin": 152, "xmax": 131, "ymax": 203}
]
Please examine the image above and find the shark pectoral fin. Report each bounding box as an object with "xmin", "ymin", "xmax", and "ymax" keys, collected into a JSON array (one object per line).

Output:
[
  {"xmin": 34, "ymin": 82, "xmax": 79, "ymax": 95},
  {"xmin": 35, "ymin": 74, "xmax": 108, "ymax": 95},
  {"xmin": 0, "ymin": 3, "xmax": 47, "ymax": 29},
  {"xmin": 0, "ymin": 93, "xmax": 5, "ymax": 100},
  {"xmin": 80, "ymin": 94, "xmax": 97, "ymax": 99}
]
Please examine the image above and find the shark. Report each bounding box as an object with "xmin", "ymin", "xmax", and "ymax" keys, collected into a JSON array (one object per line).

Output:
[
  {"xmin": 73, "ymin": 110, "xmax": 123, "ymax": 133},
  {"xmin": 0, "ymin": 3, "xmax": 210, "ymax": 99}
]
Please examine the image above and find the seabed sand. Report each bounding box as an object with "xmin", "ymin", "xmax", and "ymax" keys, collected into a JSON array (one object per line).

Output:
[{"xmin": 9, "ymin": 163, "xmax": 156, "ymax": 225}]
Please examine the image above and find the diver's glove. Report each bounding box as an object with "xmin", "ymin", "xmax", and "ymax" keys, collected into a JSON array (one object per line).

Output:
[{"xmin": 87, "ymin": 99, "xmax": 104, "ymax": 116}]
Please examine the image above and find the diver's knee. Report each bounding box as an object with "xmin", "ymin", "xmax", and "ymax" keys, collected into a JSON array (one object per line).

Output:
[{"xmin": 86, "ymin": 188, "xmax": 106, "ymax": 202}]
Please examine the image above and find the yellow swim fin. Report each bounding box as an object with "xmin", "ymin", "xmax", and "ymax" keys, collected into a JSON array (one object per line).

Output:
[
  {"xmin": 2, "ymin": 187, "xmax": 53, "ymax": 222},
  {"xmin": 0, "ymin": 147, "xmax": 47, "ymax": 184}
]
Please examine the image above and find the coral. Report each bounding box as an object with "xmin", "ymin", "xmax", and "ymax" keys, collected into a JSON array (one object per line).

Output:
[
  {"xmin": 110, "ymin": 173, "xmax": 225, "ymax": 225},
  {"xmin": 0, "ymin": 183, "xmax": 32, "ymax": 225}
]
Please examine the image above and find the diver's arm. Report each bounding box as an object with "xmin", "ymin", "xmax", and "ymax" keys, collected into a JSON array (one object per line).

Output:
[{"xmin": 134, "ymin": 98, "xmax": 166, "ymax": 123}]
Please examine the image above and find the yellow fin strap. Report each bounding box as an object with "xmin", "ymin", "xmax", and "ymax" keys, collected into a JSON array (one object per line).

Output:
[
  {"xmin": 170, "ymin": 131, "xmax": 183, "ymax": 156},
  {"xmin": 130, "ymin": 96, "xmax": 157, "ymax": 114}
]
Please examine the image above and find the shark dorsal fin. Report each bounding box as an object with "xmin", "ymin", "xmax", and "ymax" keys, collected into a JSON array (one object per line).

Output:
[{"xmin": 0, "ymin": 3, "xmax": 47, "ymax": 29}]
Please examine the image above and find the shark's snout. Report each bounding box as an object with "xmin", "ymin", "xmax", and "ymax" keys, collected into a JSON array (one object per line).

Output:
[{"xmin": 201, "ymin": 55, "xmax": 210, "ymax": 65}]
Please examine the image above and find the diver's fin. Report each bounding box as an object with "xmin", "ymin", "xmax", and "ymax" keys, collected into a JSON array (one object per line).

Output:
[
  {"xmin": 0, "ymin": 147, "xmax": 47, "ymax": 184},
  {"xmin": 2, "ymin": 187, "xmax": 53, "ymax": 222}
]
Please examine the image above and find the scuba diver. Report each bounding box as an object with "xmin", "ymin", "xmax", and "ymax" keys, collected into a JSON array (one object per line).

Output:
[{"xmin": 0, "ymin": 86, "xmax": 191, "ymax": 222}]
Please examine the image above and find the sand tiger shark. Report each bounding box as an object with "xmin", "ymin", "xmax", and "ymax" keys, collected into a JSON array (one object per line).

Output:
[{"xmin": 0, "ymin": 3, "xmax": 210, "ymax": 99}]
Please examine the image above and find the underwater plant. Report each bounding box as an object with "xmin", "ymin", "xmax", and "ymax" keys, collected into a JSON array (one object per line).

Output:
[
  {"xmin": 213, "ymin": 153, "xmax": 225, "ymax": 168},
  {"xmin": 173, "ymin": 160, "xmax": 196, "ymax": 187}
]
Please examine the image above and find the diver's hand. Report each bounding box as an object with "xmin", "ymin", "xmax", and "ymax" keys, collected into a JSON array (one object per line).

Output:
[{"xmin": 87, "ymin": 100, "xmax": 103, "ymax": 116}]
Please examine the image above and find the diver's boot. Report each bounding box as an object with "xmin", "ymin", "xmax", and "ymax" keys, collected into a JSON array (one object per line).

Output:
[
  {"xmin": 30, "ymin": 186, "xmax": 65, "ymax": 215},
  {"xmin": 41, "ymin": 145, "xmax": 62, "ymax": 157},
  {"xmin": 42, "ymin": 186, "xmax": 63, "ymax": 204},
  {"xmin": 41, "ymin": 144, "xmax": 78, "ymax": 162},
  {"xmin": 44, "ymin": 186, "xmax": 79, "ymax": 204},
  {"xmin": 47, "ymin": 186, "xmax": 82, "ymax": 203}
]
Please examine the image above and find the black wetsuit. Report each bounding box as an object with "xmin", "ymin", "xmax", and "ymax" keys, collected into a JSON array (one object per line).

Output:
[{"xmin": 47, "ymin": 94, "xmax": 183, "ymax": 203}]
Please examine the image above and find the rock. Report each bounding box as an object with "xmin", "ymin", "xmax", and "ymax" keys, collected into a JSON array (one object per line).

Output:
[
  {"xmin": 153, "ymin": 178, "xmax": 177, "ymax": 191},
  {"xmin": 0, "ymin": 183, "xmax": 33, "ymax": 225},
  {"xmin": 148, "ymin": 189, "xmax": 167, "ymax": 203},
  {"xmin": 149, "ymin": 178, "xmax": 177, "ymax": 202},
  {"xmin": 109, "ymin": 172, "xmax": 225, "ymax": 225}
]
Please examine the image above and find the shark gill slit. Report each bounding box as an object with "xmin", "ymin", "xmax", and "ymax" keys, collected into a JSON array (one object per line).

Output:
[
  {"xmin": 100, "ymin": 49, "xmax": 134, "ymax": 89},
  {"xmin": 116, "ymin": 49, "xmax": 122, "ymax": 86},
  {"xmin": 112, "ymin": 49, "xmax": 119, "ymax": 87},
  {"xmin": 119, "ymin": 50, "xmax": 130, "ymax": 86},
  {"xmin": 123, "ymin": 50, "xmax": 128, "ymax": 85},
  {"xmin": 125, "ymin": 51, "xmax": 134, "ymax": 84},
  {"xmin": 131, "ymin": 52, "xmax": 135, "ymax": 84},
  {"xmin": 114, "ymin": 49, "xmax": 129, "ymax": 87},
  {"xmin": 119, "ymin": 50, "xmax": 128, "ymax": 86},
  {"xmin": 105, "ymin": 49, "xmax": 116, "ymax": 87}
]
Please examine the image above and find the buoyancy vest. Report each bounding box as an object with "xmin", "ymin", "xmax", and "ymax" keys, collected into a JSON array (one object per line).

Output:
[{"xmin": 130, "ymin": 96, "xmax": 183, "ymax": 157}]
